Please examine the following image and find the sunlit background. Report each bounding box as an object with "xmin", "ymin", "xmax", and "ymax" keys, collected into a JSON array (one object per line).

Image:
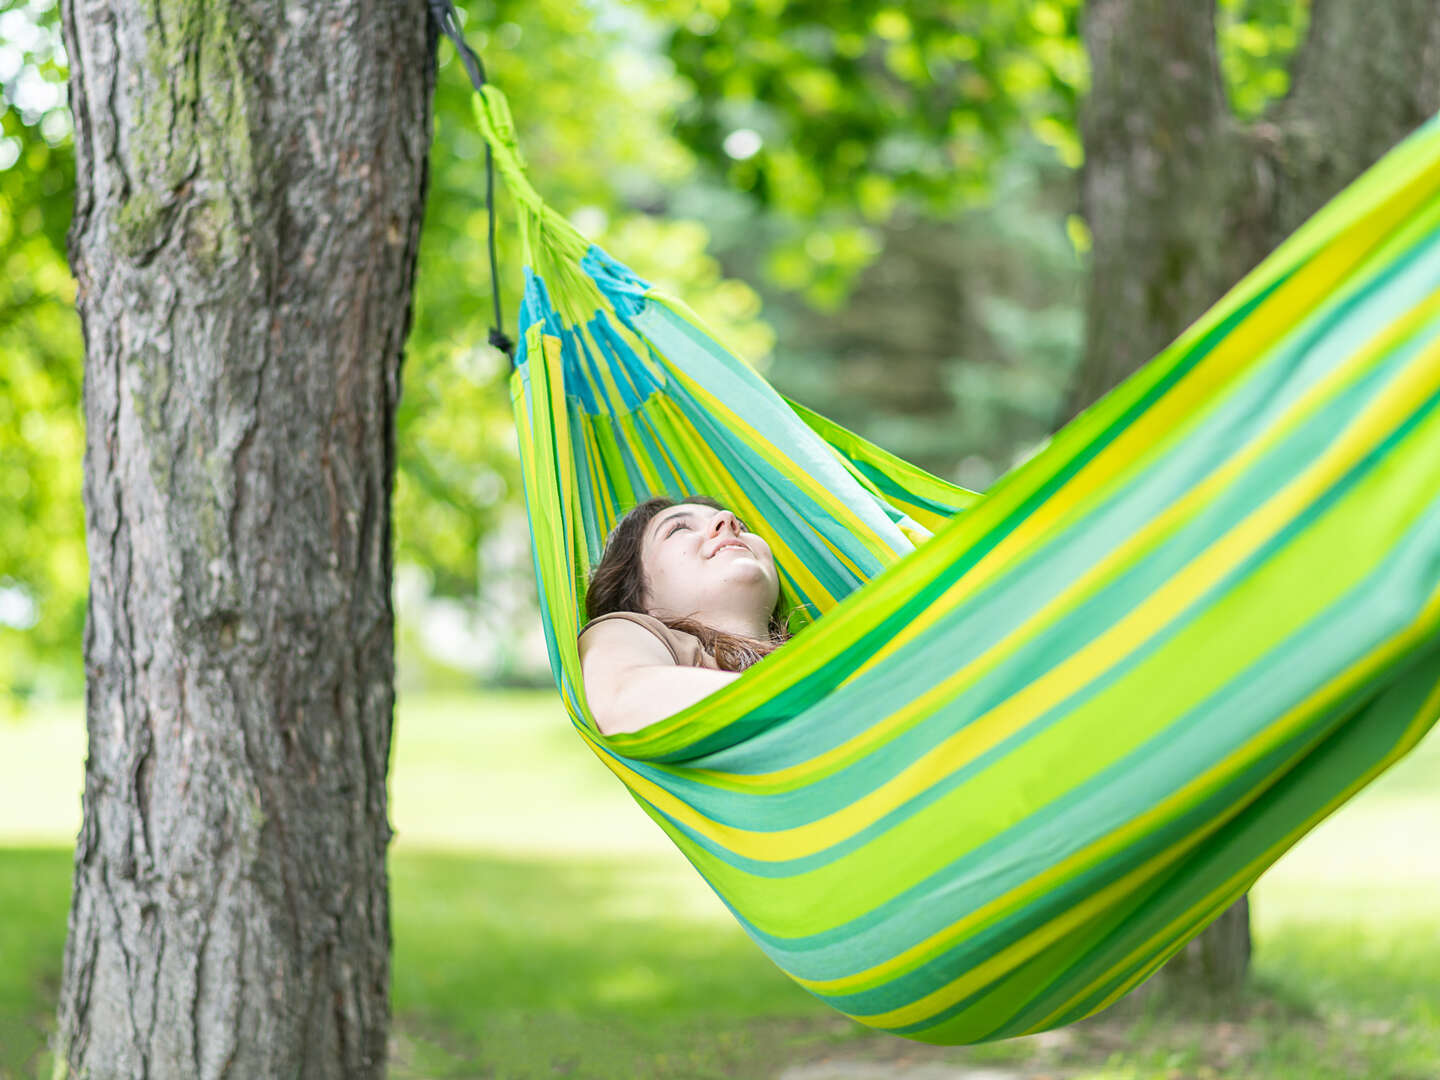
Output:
[
  {"xmin": 0, "ymin": 0, "xmax": 1311, "ymax": 713},
  {"xmin": 9, "ymin": 1, "xmax": 1440, "ymax": 1077}
]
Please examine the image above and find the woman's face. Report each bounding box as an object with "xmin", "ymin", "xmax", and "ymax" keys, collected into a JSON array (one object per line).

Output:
[{"xmin": 639, "ymin": 503, "xmax": 780, "ymax": 623}]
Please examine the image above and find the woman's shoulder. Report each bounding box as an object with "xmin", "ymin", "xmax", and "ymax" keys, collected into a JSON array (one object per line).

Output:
[
  {"xmin": 577, "ymin": 611, "xmax": 684, "ymax": 665},
  {"xmin": 577, "ymin": 610, "xmax": 725, "ymax": 670},
  {"xmin": 578, "ymin": 610, "xmax": 671, "ymax": 638}
]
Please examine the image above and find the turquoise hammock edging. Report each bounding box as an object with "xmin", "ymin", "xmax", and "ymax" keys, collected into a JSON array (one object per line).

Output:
[{"xmin": 429, "ymin": 4, "xmax": 1440, "ymax": 1045}]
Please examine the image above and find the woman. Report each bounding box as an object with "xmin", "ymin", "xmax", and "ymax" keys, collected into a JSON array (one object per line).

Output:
[{"xmin": 578, "ymin": 494, "xmax": 798, "ymax": 736}]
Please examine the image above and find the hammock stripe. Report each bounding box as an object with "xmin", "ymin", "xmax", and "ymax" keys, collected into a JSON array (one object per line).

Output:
[{"xmin": 462, "ymin": 78, "xmax": 1440, "ymax": 1045}]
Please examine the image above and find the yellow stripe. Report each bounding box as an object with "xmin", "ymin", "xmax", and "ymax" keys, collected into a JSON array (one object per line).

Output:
[
  {"xmin": 820, "ymin": 575, "xmax": 1440, "ymax": 1024},
  {"xmin": 971, "ymin": 171, "xmax": 1440, "ymax": 582},
  {"xmin": 574, "ymin": 321, "xmax": 628, "ymax": 415},
  {"xmin": 1031, "ymin": 619, "xmax": 1440, "ymax": 1037},
  {"xmin": 846, "ymin": 204, "xmax": 1440, "ymax": 685},
  {"xmin": 651, "ymin": 395, "xmax": 839, "ymax": 610},
  {"xmin": 579, "ymin": 419, "xmax": 611, "ymax": 568},
  {"xmin": 840, "ymin": 810, "xmax": 1211, "ymax": 1027},
  {"xmin": 589, "ymin": 338, "xmax": 1440, "ymax": 945},
  {"xmin": 813, "ymin": 526, "xmax": 868, "ymax": 583},
  {"xmin": 515, "ymin": 332, "xmax": 590, "ymax": 713},
  {"xmin": 612, "ymin": 411, "xmax": 666, "ymax": 492},
  {"xmin": 623, "ymin": 301, "xmax": 1440, "ymax": 796},
  {"xmin": 632, "ymin": 399, "xmax": 692, "ymax": 494},
  {"xmin": 532, "ymin": 333, "xmax": 585, "ymax": 682},
  {"xmin": 644, "ymin": 302, "xmax": 907, "ymax": 570}
]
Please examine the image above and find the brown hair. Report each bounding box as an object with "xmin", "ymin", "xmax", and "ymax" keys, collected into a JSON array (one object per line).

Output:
[{"xmin": 584, "ymin": 494, "xmax": 797, "ymax": 672}]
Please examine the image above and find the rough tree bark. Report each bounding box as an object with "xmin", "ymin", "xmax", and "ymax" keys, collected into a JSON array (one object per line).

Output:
[
  {"xmin": 1064, "ymin": 0, "xmax": 1440, "ymax": 997},
  {"xmin": 53, "ymin": 1, "xmax": 437, "ymax": 1075}
]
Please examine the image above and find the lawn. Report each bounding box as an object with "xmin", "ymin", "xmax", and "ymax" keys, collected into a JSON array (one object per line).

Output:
[{"xmin": 1, "ymin": 691, "xmax": 1436, "ymax": 1079}]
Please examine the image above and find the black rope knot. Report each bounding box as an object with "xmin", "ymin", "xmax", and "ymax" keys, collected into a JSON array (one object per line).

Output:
[{"xmin": 487, "ymin": 327, "xmax": 515, "ymax": 357}]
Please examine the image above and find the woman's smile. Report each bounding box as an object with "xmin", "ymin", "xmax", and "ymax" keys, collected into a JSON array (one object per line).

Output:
[{"xmin": 708, "ymin": 540, "xmax": 750, "ymax": 558}]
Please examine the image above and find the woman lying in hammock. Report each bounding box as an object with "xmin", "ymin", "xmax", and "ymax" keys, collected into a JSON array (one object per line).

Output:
[{"xmin": 578, "ymin": 494, "xmax": 796, "ymax": 735}]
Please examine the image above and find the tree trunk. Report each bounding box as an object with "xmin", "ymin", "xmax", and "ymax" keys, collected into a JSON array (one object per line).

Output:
[
  {"xmin": 776, "ymin": 215, "xmax": 973, "ymax": 479},
  {"xmin": 53, "ymin": 2, "xmax": 436, "ymax": 1075},
  {"xmin": 1066, "ymin": 0, "xmax": 1440, "ymax": 998}
]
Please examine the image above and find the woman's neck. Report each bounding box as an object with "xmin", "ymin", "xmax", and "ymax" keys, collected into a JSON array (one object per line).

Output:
[
  {"xmin": 658, "ymin": 608, "xmax": 770, "ymax": 641},
  {"xmin": 698, "ymin": 611, "xmax": 771, "ymax": 641}
]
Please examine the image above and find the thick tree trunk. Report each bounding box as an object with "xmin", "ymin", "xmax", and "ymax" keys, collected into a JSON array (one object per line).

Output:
[
  {"xmin": 53, "ymin": 1, "xmax": 436, "ymax": 1075},
  {"xmin": 1066, "ymin": 0, "xmax": 1440, "ymax": 998}
]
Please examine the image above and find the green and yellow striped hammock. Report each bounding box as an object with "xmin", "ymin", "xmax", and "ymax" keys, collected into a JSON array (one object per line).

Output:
[{"xmin": 439, "ymin": 30, "xmax": 1440, "ymax": 1047}]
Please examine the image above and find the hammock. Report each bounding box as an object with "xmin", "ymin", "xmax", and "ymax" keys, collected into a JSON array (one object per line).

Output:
[{"xmin": 431, "ymin": 10, "xmax": 1440, "ymax": 1045}]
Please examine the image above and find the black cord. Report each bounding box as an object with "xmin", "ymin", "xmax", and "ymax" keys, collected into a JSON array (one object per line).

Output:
[{"xmin": 427, "ymin": 0, "xmax": 516, "ymax": 364}]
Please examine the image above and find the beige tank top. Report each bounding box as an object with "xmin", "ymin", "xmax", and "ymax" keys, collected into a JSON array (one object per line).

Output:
[{"xmin": 577, "ymin": 611, "xmax": 724, "ymax": 671}]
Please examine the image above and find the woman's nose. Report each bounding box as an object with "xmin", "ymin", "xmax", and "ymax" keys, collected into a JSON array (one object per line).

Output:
[{"xmin": 710, "ymin": 511, "xmax": 740, "ymax": 537}]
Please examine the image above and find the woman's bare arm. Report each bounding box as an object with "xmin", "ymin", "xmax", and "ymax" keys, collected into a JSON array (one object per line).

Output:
[
  {"xmin": 604, "ymin": 664, "xmax": 741, "ymax": 735},
  {"xmin": 579, "ymin": 620, "xmax": 742, "ymax": 735}
]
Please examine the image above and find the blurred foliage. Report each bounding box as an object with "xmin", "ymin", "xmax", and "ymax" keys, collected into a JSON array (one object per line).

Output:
[
  {"xmin": 0, "ymin": 0, "xmax": 777, "ymax": 710},
  {"xmin": 0, "ymin": 0, "xmax": 84, "ymax": 717},
  {"xmin": 635, "ymin": 0, "xmax": 1087, "ymax": 310},
  {"xmin": 638, "ymin": 0, "xmax": 1310, "ymax": 307},
  {"xmin": 695, "ymin": 129, "xmax": 1085, "ymax": 488},
  {"xmin": 662, "ymin": 0, "xmax": 1307, "ymax": 486},
  {"xmin": 2, "ymin": 0, "xmax": 1313, "ymax": 711},
  {"xmin": 643, "ymin": 0, "xmax": 1087, "ymax": 207},
  {"xmin": 401, "ymin": 0, "xmax": 777, "ymax": 612},
  {"xmin": 1216, "ymin": 0, "xmax": 1311, "ymax": 120}
]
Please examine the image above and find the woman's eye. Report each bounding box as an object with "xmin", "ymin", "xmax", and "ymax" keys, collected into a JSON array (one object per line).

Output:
[{"xmin": 665, "ymin": 516, "xmax": 746, "ymax": 538}]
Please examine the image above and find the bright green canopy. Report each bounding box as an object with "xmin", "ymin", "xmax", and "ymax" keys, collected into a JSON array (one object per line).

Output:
[{"xmin": 453, "ymin": 71, "xmax": 1440, "ymax": 1044}]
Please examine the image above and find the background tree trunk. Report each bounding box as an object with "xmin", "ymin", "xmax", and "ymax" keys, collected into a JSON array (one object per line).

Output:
[
  {"xmin": 53, "ymin": 1, "xmax": 436, "ymax": 1075},
  {"xmin": 1065, "ymin": 0, "xmax": 1440, "ymax": 998}
]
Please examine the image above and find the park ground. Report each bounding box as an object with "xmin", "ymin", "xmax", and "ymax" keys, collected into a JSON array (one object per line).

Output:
[{"xmin": 2, "ymin": 691, "xmax": 1436, "ymax": 1079}]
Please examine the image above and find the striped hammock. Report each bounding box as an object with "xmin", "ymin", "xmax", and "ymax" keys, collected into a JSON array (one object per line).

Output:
[{"xmin": 457, "ymin": 72, "xmax": 1440, "ymax": 1043}]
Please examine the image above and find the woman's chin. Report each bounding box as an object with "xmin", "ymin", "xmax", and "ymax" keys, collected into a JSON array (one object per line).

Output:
[{"xmin": 715, "ymin": 562, "xmax": 771, "ymax": 582}]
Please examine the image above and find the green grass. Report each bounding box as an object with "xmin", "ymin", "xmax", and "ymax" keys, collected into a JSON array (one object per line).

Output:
[{"xmin": 2, "ymin": 691, "xmax": 1437, "ymax": 1079}]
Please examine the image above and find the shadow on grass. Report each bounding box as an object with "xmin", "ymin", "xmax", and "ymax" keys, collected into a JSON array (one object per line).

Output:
[
  {"xmin": 4, "ymin": 846, "xmax": 1437, "ymax": 1080},
  {"xmin": 0, "ymin": 846, "xmax": 862, "ymax": 1080},
  {"xmin": 388, "ymin": 846, "xmax": 864, "ymax": 1078}
]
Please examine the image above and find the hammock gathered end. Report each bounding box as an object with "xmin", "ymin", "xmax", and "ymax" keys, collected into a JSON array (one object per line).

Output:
[{"xmin": 434, "ymin": 11, "xmax": 1440, "ymax": 1045}]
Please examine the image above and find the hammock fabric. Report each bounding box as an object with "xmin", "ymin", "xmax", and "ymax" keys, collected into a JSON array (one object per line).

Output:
[{"xmin": 450, "ymin": 61, "xmax": 1440, "ymax": 1043}]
